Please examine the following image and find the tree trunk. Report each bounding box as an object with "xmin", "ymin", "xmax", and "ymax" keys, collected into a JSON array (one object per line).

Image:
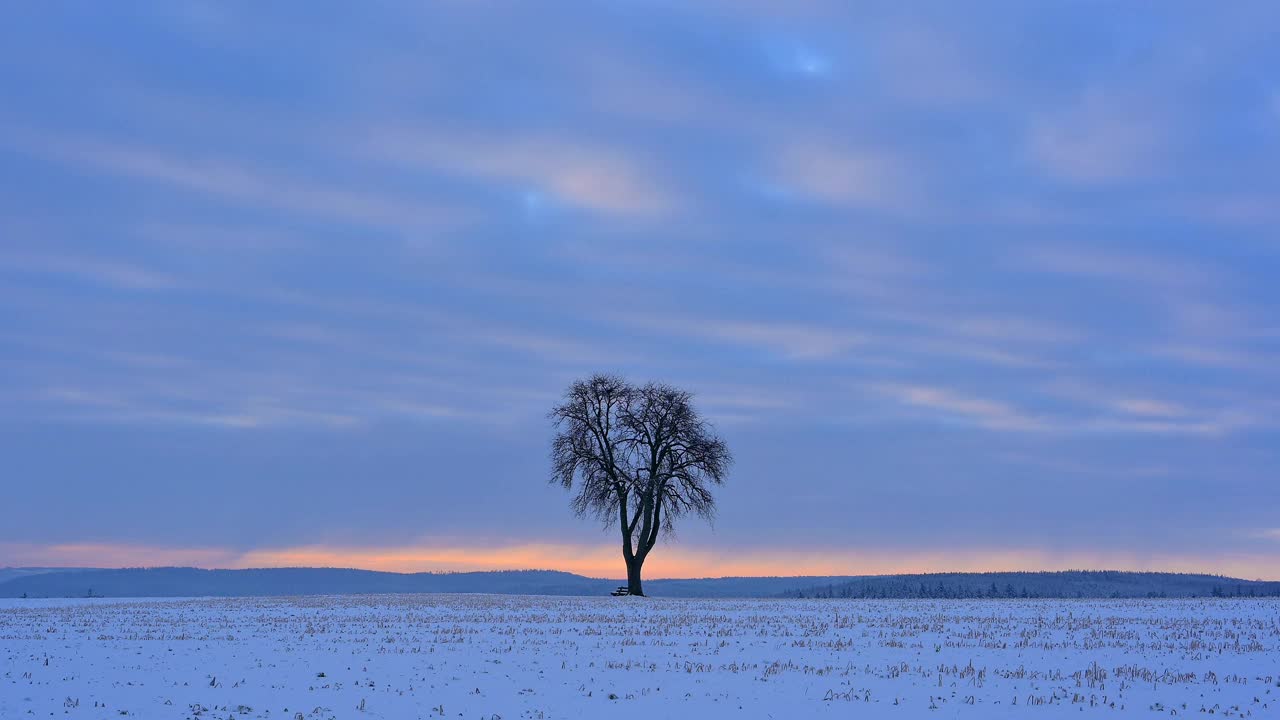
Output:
[{"xmin": 626, "ymin": 557, "xmax": 645, "ymax": 596}]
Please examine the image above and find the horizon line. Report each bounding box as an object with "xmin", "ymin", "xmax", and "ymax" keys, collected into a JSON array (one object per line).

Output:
[
  {"xmin": 6, "ymin": 564, "xmax": 1276, "ymax": 583},
  {"xmin": 5, "ymin": 541, "xmax": 1278, "ymax": 581}
]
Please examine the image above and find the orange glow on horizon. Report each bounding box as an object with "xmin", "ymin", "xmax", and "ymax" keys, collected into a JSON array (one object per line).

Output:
[{"xmin": 3, "ymin": 540, "xmax": 1278, "ymax": 581}]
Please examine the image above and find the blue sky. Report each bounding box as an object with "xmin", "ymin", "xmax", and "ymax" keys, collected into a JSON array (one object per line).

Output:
[{"xmin": 2, "ymin": 1, "xmax": 1279, "ymax": 578}]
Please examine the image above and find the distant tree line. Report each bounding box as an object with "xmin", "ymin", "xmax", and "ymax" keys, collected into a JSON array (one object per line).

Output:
[{"xmin": 780, "ymin": 571, "xmax": 1280, "ymax": 600}]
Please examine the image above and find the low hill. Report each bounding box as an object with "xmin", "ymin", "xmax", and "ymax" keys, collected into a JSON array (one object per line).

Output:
[
  {"xmin": 0, "ymin": 567, "xmax": 611, "ymax": 598},
  {"xmin": 0, "ymin": 567, "xmax": 857, "ymax": 599},
  {"xmin": 0, "ymin": 567, "xmax": 95, "ymax": 585},
  {"xmin": 1, "ymin": 567, "xmax": 1275, "ymax": 599}
]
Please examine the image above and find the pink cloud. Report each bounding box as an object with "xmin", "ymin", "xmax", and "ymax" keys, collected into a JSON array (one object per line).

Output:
[{"xmin": 366, "ymin": 129, "xmax": 677, "ymax": 217}]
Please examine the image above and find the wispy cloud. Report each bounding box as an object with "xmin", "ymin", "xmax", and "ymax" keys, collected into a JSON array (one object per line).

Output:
[
  {"xmin": 770, "ymin": 140, "xmax": 915, "ymax": 212},
  {"xmin": 1152, "ymin": 344, "xmax": 1279, "ymax": 373},
  {"xmin": 6, "ymin": 131, "xmax": 466, "ymax": 235},
  {"xmin": 995, "ymin": 451, "xmax": 1173, "ymax": 480},
  {"xmin": 0, "ymin": 251, "xmax": 178, "ymax": 291},
  {"xmin": 1191, "ymin": 194, "xmax": 1280, "ymax": 227},
  {"xmin": 871, "ymin": 381, "xmax": 1262, "ymax": 437},
  {"xmin": 1110, "ymin": 398, "xmax": 1188, "ymax": 419},
  {"xmin": 1014, "ymin": 244, "xmax": 1280, "ymax": 375},
  {"xmin": 874, "ymin": 23, "xmax": 1000, "ymax": 106},
  {"xmin": 133, "ymin": 221, "xmax": 302, "ymax": 252},
  {"xmin": 36, "ymin": 386, "xmax": 365, "ymax": 430},
  {"xmin": 872, "ymin": 383, "xmax": 1047, "ymax": 432},
  {"xmin": 1028, "ymin": 93, "xmax": 1169, "ymax": 185},
  {"xmin": 1018, "ymin": 245, "xmax": 1217, "ymax": 289},
  {"xmin": 1082, "ymin": 414, "xmax": 1256, "ymax": 437},
  {"xmin": 618, "ymin": 313, "xmax": 864, "ymax": 360},
  {"xmin": 365, "ymin": 128, "xmax": 677, "ymax": 217}
]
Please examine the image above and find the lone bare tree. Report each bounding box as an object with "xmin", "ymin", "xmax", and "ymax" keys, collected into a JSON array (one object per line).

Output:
[{"xmin": 549, "ymin": 374, "xmax": 731, "ymax": 596}]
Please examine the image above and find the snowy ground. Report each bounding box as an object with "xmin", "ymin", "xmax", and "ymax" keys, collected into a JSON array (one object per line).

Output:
[{"xmin": 2, "ymin": 595, "xmax": 1277, "ymax": 719}]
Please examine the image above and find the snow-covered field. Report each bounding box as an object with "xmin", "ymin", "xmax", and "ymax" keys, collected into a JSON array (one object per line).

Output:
[{"xmin": 2, "ymin": 595, "xmax": 1277, "ymax": 719}]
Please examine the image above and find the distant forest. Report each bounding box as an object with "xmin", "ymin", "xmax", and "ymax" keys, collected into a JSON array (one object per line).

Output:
[{"xmin": 781, "ymin": 571, "xmax": 1280, "ymax": 599}]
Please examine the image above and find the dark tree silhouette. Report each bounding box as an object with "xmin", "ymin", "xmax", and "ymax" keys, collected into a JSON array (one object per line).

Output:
[{"xmin": 549, "ymin": 374, "xmax": 731, "ymax": 596}]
